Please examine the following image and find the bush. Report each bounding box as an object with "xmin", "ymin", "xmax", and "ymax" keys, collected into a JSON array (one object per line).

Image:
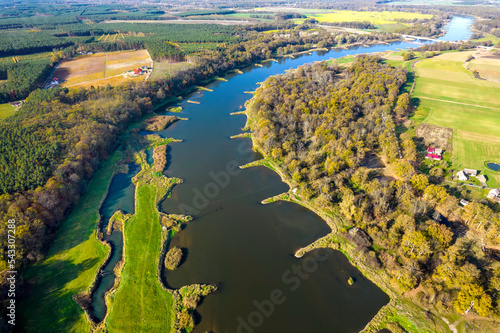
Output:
[{"xmin": 164, "ymin": 246, "xmax": 183, "ymax": 270}]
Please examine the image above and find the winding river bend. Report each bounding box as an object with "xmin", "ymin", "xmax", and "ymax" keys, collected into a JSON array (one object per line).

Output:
[{"xmin": 93, "ymin": 16, "xmax": 474, "ymax": 331}]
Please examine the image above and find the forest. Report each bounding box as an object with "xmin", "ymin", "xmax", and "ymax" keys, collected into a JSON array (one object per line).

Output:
[
  {"xmin": 247, "ymin": 56, "xmax": 500, "ymax": 318},
  {"xmin": 0, "ymin": 57, "xmax": 53, "ymax": 103}
]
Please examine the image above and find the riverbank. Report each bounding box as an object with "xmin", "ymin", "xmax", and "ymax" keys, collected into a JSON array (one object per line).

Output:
[
  {"xmin": 97, "ymin": 133, "xmax": 215, "ymax": 332},
  {"xmin": 235, "ymin": 98, "xmax": 454, "ymax": 333}
]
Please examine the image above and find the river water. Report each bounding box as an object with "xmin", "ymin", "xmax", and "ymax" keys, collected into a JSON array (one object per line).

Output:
[{"xmin": 93, "ymin": 16, "xmax": 474, "ymax": 331}]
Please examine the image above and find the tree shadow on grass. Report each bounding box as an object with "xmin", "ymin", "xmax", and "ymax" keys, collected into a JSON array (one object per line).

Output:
[{"xmin": 19, "ymin": 257, "xmax": 102, "ymax": 331}]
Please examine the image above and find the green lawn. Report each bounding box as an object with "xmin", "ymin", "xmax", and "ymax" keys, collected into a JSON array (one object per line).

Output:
[
  {"xmin": 0, "ymin": 103, "xmax": 16, "ymax": 119},
  {"xmin": 411, "ymin": 55, "xmax": 500, "ymax": 188},
  {"xmin": 105, "ymin": 184, "xmax": 175, "ymax": 332},
  {"xmin": 18, "ymin": 152, "xmax": 122, "ymax": 332}
]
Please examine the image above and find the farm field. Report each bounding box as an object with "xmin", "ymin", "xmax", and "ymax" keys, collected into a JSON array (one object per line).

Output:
[
  {"xmin": 411, "ymin": 52, "xmax": 500, "ymax": 187},
  {"xmin": 0, "ymin": 103, "xmax": 15, "ymax": 119},
  {"xmin": 306, "ymin": 10, "xmax": 433, "ymax": 30},
  {"xmin": 18, "ymin": 152, "xmax": 121, "ymax": 332},
  {"xmin": 467, "ymin": 53, "xmax": 500, "ymax": 82},
  {"xmin": 149, "ymin": 60, "xmax": 195, "ymax": 80},
  {"xmin": 50, "ymin": 50, "xmax": 152, "ymax": 88}
]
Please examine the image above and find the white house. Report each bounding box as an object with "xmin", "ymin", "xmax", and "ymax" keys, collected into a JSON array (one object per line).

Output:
[
  {"xmin": 457, "ymin": 170, "xmax": 468, "ymax": 181},
  {"xmin": 464, "ymin": 168, "xmax": 478, "ymax": 177},
  {"xmin": 487, "ymin": 188, "xmax": 500, "ymax": 199}
]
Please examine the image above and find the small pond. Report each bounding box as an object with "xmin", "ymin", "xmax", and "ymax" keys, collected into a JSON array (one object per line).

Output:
[{"xmin": 487, "ymin": 162, "xmax": 500, "ymax": 172}]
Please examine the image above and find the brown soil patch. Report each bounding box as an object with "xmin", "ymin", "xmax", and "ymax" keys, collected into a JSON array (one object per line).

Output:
[
  {"xmin": 415, "ymin": 123, "xmax": 453, "ymax": 150},
  {"xmin": 53, "ymin": 55, "xmax": 106, "ymax": 81}
]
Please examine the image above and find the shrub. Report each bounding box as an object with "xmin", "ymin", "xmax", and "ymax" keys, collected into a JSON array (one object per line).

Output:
[{"xmin": 164, "ymin": 246, "xmax": 183, "ymax": 270}]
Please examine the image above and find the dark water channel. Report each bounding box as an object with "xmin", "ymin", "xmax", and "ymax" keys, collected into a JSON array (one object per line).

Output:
[
  {"xmin": 90, "ymin": 16, "xmax": 474, "ymax": 331},
  {"xmin": 91, "ymin": 163, "xmax": 139, "ymax": 322}
]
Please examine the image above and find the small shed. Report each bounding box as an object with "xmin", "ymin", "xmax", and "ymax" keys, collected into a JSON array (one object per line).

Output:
[
  {"xmin": 134, "ymin": 68, "xmax": 142, "ymax": 75},
  {"xmin": 427, "ymin": 147, "xmax": 436, "ymax": 153},
  {"xmin": 457, "ymin": 170, "xmax": 468, "ymax": 181},
  {"xmin": 464, "ymin": 168, "xmax": 478, "ymax": 177},
  {"xmin": 460, "ymin": 199, "xmax": 469, "ymax": 206},
  {"xmin": 434, "ymin": 148, "xmax": 443, "ymax": 155},
  {"xmin": 478, "ymin": 175, "xmax": 488, "ymax": 186}
]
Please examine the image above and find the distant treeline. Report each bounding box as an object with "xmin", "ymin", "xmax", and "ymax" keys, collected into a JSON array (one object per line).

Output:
[
  {"xmin": 473, "ymin": 19, "xmax": 500, "ymax": 38},
  {"xmin": 395, "ymin": 15, "xmax": 451, "ymax": 38},
  {"xmin": 319, "ymin": 21, "xmax": 375, "ymax": 29},
  {"xmin": 174, "ymin": 9, "xmax": 236, "ymax": 17}
]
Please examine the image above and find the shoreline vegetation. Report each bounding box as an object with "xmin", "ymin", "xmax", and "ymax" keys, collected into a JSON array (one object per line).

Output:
[
  {"xmin": 235, "ymin": 56, "xmax": 500, "ymax": 333},
  {"xmin": 94, "ymin": 128, "xmax": 216, "ymax": 332}
]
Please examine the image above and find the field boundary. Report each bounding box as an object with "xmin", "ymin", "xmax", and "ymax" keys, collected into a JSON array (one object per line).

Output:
[{"xmin": 417, "ymin": 96, "xmax": 500, "ymax": 111}]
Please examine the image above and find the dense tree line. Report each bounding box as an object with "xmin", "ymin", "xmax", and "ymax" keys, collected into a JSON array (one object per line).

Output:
[
  {"xmin": 395, "ymin": 16, "xmax": 449, "ymax": 38},
  {"xmin": 473, "ymin": 19, "xmax": 500, "ymax": 38},
  {"xmin": 247, "ymin": 56, "xmax": 500, "ymax": 318},
  {"xmin": 174, "ymin": 9, "xmax": 236, "ymax": 17},
  {"xmin": 274, "ymin": 12, "xmax": 307, "ymax": 20},
  {"xmin": 0, "ymin": 86, "xmax": 154, "ymax": 270},
  {"xmin": 319, "ymin": 21, "xmax": 375, "ymax": 29},
  {"xmin": 0, "ymin": 57, "xmax": 53, "ymax": 103},
  {"xmin": 0, "ymin": 126, "xmax": 58, "ymax": 193}
]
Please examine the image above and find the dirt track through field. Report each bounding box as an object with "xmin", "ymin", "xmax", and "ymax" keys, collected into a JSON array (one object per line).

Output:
[{"xmin": 417, "ymin": 96, "xmax": 500, "ymax": 111}]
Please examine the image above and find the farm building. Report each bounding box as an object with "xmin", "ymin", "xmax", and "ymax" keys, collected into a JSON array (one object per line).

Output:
[
  {"xmin": 478, "ymin": 175, "xmax": 488, "ymax": 186},
  {"xmin": 425, "ymin": 147, "xmax": 443, "ymax": 160},
  {"xmin": 487, "ymin": 188, "xmax": 500, "ymax": 201},
  {"xmin": 425, "ymin": 153, "xmax": 442, "ymax": 160},
  {"xmin": 460, "ymin": 199, "xmax": 469, "ymax": 206},
  {"xmin": 464, "ymin": 168, "xmax": 478, "ymax": 177},
  {"xmin": 457, "ymin": 170, "xmax": 468, "ymax": 181}
]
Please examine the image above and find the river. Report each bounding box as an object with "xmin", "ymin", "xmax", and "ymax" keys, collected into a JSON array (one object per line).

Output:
[{"xmin": 93, "ymin": 16, "xmax": 474, "ymax": 331}]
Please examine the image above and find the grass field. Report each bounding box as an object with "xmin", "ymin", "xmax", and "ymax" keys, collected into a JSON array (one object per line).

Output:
[
  {"xmin": 51, "ymin": 50, "xmax": 152, "ymax": 88},
  {"xmin": 0, "ymin": 103, "xmax": 15, "ymax": 119},
  {"xmin": 150, "ymin": 60, "xmax": 195, "ymax": 81},
  {"xmin": 411, "ymin": 53, "xmax": 500, "ymax": 187},
  {"xmin": 18, "ymin": 152, "xmax": 121, "ymax": 332},
  {"xmin": 105, "ymin": 184, "xmax": 175, "ymax": 332}
]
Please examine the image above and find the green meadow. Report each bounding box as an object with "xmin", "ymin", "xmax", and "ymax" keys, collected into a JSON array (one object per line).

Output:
[
  {"xmin": 411, "ymin": 54, "xmax": 500, "ymax": 187},
  {"xmin": 18, "ymin": 152, "xmax": 122, "ymax": 332},
  {"xmin": 0, "ymin": 103, "xmax": 15, "ymax": 119},
  {"xmin": 105, "ymin": 183, "xmax": 175, "ymax": 332}
]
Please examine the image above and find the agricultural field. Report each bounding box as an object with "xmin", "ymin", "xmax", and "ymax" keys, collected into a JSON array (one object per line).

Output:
[
  {"xmin": 0, "ymin": 103, "xmax": 15, "ymax": 119},
  {"xmin": 411, "ymin": 52, "xmax": 500, "ymax": 187},
  {"xmin": 149, "ymin": 60, "xmax": 195, "ymax": 81},
  {"xmin": 466, "ymin": 52, "xmax": 500, "ymax": 82},
  {"xmin": 49, "ymin": 49, "xmax": 152, "ymax": 88},
  {"xmin": 306, "ymin": 10, "xmax": 433, "ymax": 30}
]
